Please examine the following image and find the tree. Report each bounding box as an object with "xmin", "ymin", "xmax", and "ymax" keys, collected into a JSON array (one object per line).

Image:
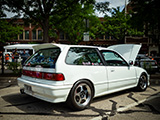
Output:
[
  {"xmin": 129, "ymin": 0, "xmax": 160, "ymax": 43},
  {"xmin": 49, "ymin": 1, "xmax": 94, "ymax": 44},
  {"xmin": 1, "ymin": 0, "xmax": 97, "ymax": 43},
  {"xmin": 89, "ymin": 16, "xmax": 106, "ymax": 40},
  {"xmin": 48, "ymin": 1, "xmax": 110, "ymax": 44},
  {"xmin": 0, "ymin": 20, "xmax": 22, "ymax": 43},
  {"xmin": 103, "ymin": 7, "xmax": 143, "ymax": 43},
  {"xmin": 88, "ymin": 2, "xmax": 110, "ymax": 40}
]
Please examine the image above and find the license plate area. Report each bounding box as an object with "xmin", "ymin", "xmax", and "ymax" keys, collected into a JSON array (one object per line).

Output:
[{"xmin": 24, "ymin": 84, "xmax": 32, "ymax": 93}]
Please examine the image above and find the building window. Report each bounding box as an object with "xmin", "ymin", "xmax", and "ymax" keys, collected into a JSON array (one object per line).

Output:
[
  {"xmin": 25, "ymin": 30, "xmax": 29, "ymax": 40},
  {"xmin": 19, "ymin": 30, "xmax": 23, "ymax": 40},
  {"xmin": 105, "ymin": 34, "xmax": 109, "ymax": 40},
  {"xmin": 111, "ymin": 36, "xmax": 115, "ymax": 40},
  {"xmin": 98, "ymin": 34, "xmax": 104, "ymax": 40},
  {"xmin": 32, "ymin": 30, "xmax": 36, "ymax": 39},
  {"xmin": 59, "ymin": 32, "xmax": 64, "ymax": 40},
  {"xmin": 66, "ymin": 33, "xmax": 69, "ymax": 40},
  {"xmin": 38, "ymin": 30, "xmax": 42, "ymax": 40}
]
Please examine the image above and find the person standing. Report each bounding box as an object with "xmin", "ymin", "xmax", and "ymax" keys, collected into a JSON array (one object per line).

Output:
[
  {"xmin": 12, "ymin": 48, "xmax": 19, "ymax": 62},
  {"xmin": 21, "ymin": 49, "xmax": 30, "ymax": 65},
  {"xmin": 5, "ymin": 53, "xmax": 9, "ymax": 65}
]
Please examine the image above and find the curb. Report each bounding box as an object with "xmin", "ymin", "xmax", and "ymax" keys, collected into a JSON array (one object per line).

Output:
[{"xmin": 0, "ymin": 77, "xmax": 18, "ymax": 89}]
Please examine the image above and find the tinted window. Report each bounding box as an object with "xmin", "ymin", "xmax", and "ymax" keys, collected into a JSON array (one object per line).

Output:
[
  {"xmin": 66, "ymin": 47, "xmax": 103, "ymax": 66},
  {"xmin": 102, "ymin": 51, "xmax": 127, "ymax": 66},
  {"xmin": 25, "ymin": 48, "xmax": 60, "ymax": 68}
]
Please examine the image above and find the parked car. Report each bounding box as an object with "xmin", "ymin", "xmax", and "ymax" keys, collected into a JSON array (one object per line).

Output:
[
  {"xmin": 17, "ymin": 44, "xmax": 150, "ymax": 110},
  {"xmin": 152, "ymin": 56, "xmax": 160, "ymax": 72},
  {"xmin": 135, "ymin": 54, "xmax": 158, "ymax": 74}
]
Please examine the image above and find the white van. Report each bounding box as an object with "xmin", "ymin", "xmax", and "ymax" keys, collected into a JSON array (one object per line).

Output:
[
  {"xmin": 4, "ymin": 44, "xmax": 38, "ymax": 63},
  {"xmin": 4, "ymin": 44, "xmax": 37, "ymax": 54}
]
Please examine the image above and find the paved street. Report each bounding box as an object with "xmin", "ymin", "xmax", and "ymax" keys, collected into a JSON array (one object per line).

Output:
[
  {"xmin": 0, "ymin": 73, "xmax": 160, "ymax": 120},
  {"xmin": 109, "ymin": 93, "xmax": 160, "ymax": 120}
]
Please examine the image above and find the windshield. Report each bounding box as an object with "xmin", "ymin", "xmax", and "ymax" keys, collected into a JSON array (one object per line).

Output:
[{"xmin": 24, "ymin": 48, "xmax": 61, "ymax": 68}]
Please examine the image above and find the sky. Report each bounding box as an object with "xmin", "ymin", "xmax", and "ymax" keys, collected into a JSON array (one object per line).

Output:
[
  {"xmin": 98, "ymin": 0, "xmax": 128, "ymax": 8},
  {"xmin": 4, "ymin": 0, "xmax": 129, "ymax": 18},
  {"xmin": 95, "ymin": 0, "xmax": 129, "ymax": 17}
]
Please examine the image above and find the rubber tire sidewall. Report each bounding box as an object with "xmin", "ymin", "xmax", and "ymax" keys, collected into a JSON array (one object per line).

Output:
[
  {"xmin": 67, "ymin": 80, "xmax": 94, "ymax": 110},
  {"xmin": 136, "ymin": 73, "xmax": 148, "ymax": 91}
]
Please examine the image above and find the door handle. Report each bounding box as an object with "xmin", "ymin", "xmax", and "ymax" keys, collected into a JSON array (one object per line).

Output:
[{"xmin": 111, "ymin": 68, "xmax": 115, "ymax": 72}]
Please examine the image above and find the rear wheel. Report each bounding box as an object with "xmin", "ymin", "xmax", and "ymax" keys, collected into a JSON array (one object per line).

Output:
[
  {"xmin": 67, "ymin": 80, "xmax": 94, "ymax": 110},
  {"xmin": 20, "ymin": 88, "xmax": 25, "ymax": 94},
  {"xmin": 136, "ymin": 74, "xmax": 148, "ymax": 91}
]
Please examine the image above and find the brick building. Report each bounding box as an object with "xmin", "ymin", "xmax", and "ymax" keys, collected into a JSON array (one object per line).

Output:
[
  {"xmin": 1, "ymin": 16, "xmax": 158, "ymax": 55},
  {"xmin": 5, "ymin": 19, "xmax": 44, "ymax": 45}
]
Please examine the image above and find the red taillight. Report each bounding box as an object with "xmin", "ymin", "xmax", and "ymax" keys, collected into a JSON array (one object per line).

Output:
[
  {"xmin": 22, "ymin": 70, "xmax": 64, "ymax": 81},
  {"xmin": 22, "ymin": 70, "xmax": 26, "ymax": 75},
  {"xmin": 44, "ymin": 73, "xmax": 65, "ymax": 81},
  {"xmin": 35, "ymin": 71, "xmax": 43, "ymax": 79},
  {"xmin": 55, "ymin": 73, "xmax": 65, "ymax": 81},
  {"xmin": 44, "ymin": 73, "xmax": 54, "ymax": 80},
  {"xmin": 23, "ymin": 70, "xmax": 34, "ymax": 77}
]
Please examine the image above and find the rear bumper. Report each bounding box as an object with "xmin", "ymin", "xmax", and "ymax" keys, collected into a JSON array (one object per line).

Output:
[{"xmin": 17, "ymin": 77, "xmax": 72, "ymax": 103}]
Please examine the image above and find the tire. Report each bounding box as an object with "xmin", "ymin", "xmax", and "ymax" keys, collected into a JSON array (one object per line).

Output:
[
  {"xmin": 136, "ymin": 74, "xmax": 148, "ymax": 91},
  {"xmin": 67, "ymin": 80, "xmax": 94, "ymax": 110},
  {"xmin": 20, "ymin": 88, "xmax": 25, "ymax": 94}
]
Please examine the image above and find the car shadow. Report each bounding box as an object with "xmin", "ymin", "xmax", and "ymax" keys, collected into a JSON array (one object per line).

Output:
[
  {"xmin": 1, "ymin": 93, "xmax": 99, "ymax": 118},
  {"xmin": 1, "ymin": 90, "xmax": 131, "ymax": 119},
  {"xmin": 1, "ymin": 85, "xmax": 159, "ymax": 119}
]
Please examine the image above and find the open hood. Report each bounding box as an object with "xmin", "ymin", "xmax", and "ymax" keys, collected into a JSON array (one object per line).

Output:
[{"xmin": 107, "ymin": 44, "xmax": 141, "ymax": 64}]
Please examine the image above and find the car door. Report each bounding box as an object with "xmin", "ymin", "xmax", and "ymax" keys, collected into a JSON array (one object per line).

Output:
[{"xmin": 101, "ymin": 50, "xmax": 137, "ymax": 91}]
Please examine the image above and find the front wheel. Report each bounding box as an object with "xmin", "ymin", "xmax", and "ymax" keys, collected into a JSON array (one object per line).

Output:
[
  {"xmin": 136, "ymin": 74, "xmax": 148, "ymax": 91},
  {"xmin": 67, "ymin": 80, "xmax": 94, "ymax": 110}
]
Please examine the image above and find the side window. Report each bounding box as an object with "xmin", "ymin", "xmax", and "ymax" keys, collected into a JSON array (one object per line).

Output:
[
  {"xmin": 66, "ymin": 47, "xmax": 103, "ymax": 66},
  {"xmin": 101, "ymin": 51, "xmax": 128, "ymax": 66}
]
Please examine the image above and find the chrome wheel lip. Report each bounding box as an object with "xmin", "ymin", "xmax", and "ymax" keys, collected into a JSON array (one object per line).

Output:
[{"xmin": 74, "ymin": 83, "xmax": 92, "ymax": 107}]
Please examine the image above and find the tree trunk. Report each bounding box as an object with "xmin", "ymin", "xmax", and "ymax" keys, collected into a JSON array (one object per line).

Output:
[{"xmin": 41, "ymin": 19, "xmax": 49, "ymax": 43}]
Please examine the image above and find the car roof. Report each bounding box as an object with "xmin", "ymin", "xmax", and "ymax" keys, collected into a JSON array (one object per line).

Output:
[
  {"xmin": 33, "ymin": 43, "xmax": 104, "ymax": 52},
  {"xmin": 4, "ymin": 44, "xmax": 38, "ymax": 50},
  {"xmin": 33, "ymin": 43, "xmax": 141, "ymax": 64}
]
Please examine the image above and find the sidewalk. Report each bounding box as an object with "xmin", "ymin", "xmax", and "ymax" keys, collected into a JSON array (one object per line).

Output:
[{"xmin": 0, "ymin": 69, "xmax": 19, "ymax": 89}]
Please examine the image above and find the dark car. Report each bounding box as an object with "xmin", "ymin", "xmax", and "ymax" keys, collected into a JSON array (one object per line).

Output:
[
  {"xmin": 135, "ymin": 54, "xmax": 158, "ymax": 74},
  {"xmin": 152, "ymin": 56, "xmax": 160, "ymax": 72}
]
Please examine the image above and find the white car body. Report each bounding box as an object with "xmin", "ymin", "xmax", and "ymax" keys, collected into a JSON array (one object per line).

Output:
[{"xmin": 17, "ymin": 44, "xmax": 149, "ymax": 110}]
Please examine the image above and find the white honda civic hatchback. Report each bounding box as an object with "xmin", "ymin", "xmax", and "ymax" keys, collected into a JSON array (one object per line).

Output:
[{"xmin": 17, "ymin": 44, "xmax": 150, "ymax": 110}]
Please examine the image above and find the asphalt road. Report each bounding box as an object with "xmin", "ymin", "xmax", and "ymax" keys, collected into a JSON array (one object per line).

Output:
[{"xmin": 0, "ymin": 75, "xmax": 160, "ymax": 120}]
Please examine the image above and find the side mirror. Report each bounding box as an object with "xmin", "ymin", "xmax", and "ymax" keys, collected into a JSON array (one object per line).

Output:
[{"xmin": 129, "ymin": 60, "xmax": 133, "ymax": 66}]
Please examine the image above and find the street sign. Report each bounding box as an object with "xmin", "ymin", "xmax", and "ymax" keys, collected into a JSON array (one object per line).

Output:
[{"xmin": 83, "ymin": 32, "xmax": 89, "ymax": 41}]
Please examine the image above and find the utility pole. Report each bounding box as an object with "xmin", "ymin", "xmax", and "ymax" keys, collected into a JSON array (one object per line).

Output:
[{"xmin": 125, "ymin": 0, "xmax": 127, "ymax": 18}]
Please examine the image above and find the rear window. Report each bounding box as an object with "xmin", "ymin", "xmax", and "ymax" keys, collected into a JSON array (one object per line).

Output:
[{"xmin": 24, "ymin": 48, "xmax": 60, "ymax": 68}]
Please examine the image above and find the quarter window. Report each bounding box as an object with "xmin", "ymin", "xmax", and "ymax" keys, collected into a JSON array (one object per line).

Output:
[
  {"xmin": 66, "ymin": 47, "xmax": 103, "ymax": 66},
  {"xmin": 102, "ymin": 51, "xmax": 127, "ymax": 66}
]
